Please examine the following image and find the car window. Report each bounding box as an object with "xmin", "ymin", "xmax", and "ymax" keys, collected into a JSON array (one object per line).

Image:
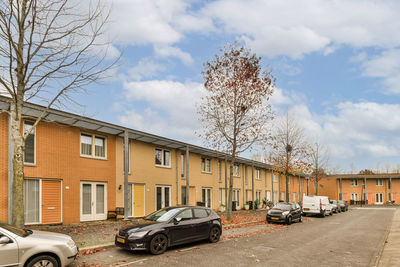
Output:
[
  {"xmin": 0, "ymin": 222, "xmax": 29, "ymax": 237},
  {"xmin": 193, "ymin": 208, "xmax": 209, "ymax": 218},
  {"xmin": 144, "ymin": 207, "xmax": 185, "ymax": 222},
  {"xmin": 176, "ymin": 209, "xmax": 193, "ymax": 221}
]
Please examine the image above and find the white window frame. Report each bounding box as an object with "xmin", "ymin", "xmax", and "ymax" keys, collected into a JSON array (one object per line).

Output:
[
  {"xmin": 351, "ymin": 193, "xmax": 359, "ymax": 201},
  {"xmin": 255, "ymin": 169, "xmax": 261, "ymax": 180},
  {"xmin": 24, "ymin": 178, "xmax": 42, "ymax": 225},
  {"xmin": 376, "ymin": 179, "xmax": 383, "ymax": 186},
  {"xmin": 80, "ymin": 181, "xmax": 108, "ymax": 222},
  {"xmin": 233, "ymin": 164, "xmax": 240, "ymax": 177},
  {"xmin": 155, "ymin": 148, "xmax": 171, "ymax": 168},
  {"xmin": 80, "ymin": 133, "xmax": 107, "ymax": 160},
  {"xmin": 288, "ymin": 176, "xmax": 291, "ymax": 184},
  {"xmin": 201, "ymin": 158, "xmax": 212, "ymax": 173},
  {"xmin": 202, "ymin": 187, "xmax": 212, "ymax": 208},
  {"xmin": 375, "ymin": 193, "xmax": 383, "ymax": 204},
  {"xmin": 273, "ymin": 173, "xmax": 278, "ymax": 183},
  {"xmin": 256, "ymin": 190, "xmax": 261, "ymax": 202},
  {"xmin": 293, "ymin": 192, "xmax": 297, "ymax": 202},
  {"xmin": 351, "ymin": 179, "xmax": 358, "ymax": 186},
  {"xmin": 181, "ymin": 153, "xmax": 185, "ymax": 178},
  {"xmin": 266, "ymin": 190, "xmax": 271, "ymax": 201},
  {"xmin": 23, "ymin": 120, "xmax": 36, "ymax": 165},
  {"xmin": 219, "ymin": 188, "xmax": 225, "ymax": 205},
  {"xmin": 233, "ymin": 189, "xmax": 240, "ymax": 208},
  {"xmin": 156, "ymin": 185, "xmax": 172, "ymax": 210}
]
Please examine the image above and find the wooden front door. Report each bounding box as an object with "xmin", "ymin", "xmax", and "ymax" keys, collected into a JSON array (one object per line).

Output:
[
  {"xmin": 41, "ymin": 180, "xmax": 62, "ymax": 224},
  {"xmin": 133, "ymin": 184, "xmax": 145, "ymax": 217}
]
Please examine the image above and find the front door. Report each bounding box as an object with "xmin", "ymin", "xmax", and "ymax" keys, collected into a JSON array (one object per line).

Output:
[
  {"xmin": 156, "ymin": 185, "xmax": 171, "ymax": 210},
  {"xmin": 133, "ymin": 184, "xmax": 145, "ymax": 217},
  {"xmin": 202, "ymin": 188, "xmax": 212, "ymax": 208},
  {"xmin": 42, "ymin": 180, "xmax": 62, "ymax": 224},
  {"xmin": 81, "ymin": 182, "xmax": 107, "ymax": 221}
]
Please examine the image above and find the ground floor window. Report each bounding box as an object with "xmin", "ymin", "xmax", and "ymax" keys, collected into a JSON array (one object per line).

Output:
[
  {"xmin": 280, "ymin": 192, "xmax": 285, "ymax": 201},
  {"xmin": 156, "ymin": 185, "xmax": 171, "ymax": 210},
  {"xmin": 265, "ymin": 190, "xmax": 271, "ymax": 201},
  {"xmin": 218, "ymin": 188, "xmax": 225, "ymax": 205},
  {"xmin": 233, "ymin": 189, "xmax": 240, "ymax": 208},
  {"xmin": 256, "ymin": 190, "xmax": 261, "ymax": 202},
  {"xmin": 24, "ymin": 179, "xmax": 40, "ymax": 224},
  {"xmin": 351, "ymin": 193, "xmax": 359, "ymax": 201},
  {"xmin": 202, "ymin": 188, "xmax": 212, "ymax": 208},
  {"xmin": 293, "ymin": 192, "xmax": 297, "ymax": 202},
  {"xmin": 273, "ymin": 191, "xmax": 278, "ymax": 204},
  {"xmin": 81, "ymin": 181, "xmax": 107, "ymax": 221},
  {"xmin": 375, "ymin": 193, "xmax": 383, "ymax": 204}
]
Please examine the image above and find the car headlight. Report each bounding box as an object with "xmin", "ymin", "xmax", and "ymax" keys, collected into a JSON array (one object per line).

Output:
[
  {"xmin": 128, "ymin": 231, "xmax": 149, "ymax": 240},
  {"xmin": 67, "ymin": 239, "xmax": 76, "ymax": 249},
  {"xmin": 267, "ymin": 210, "xmax": 272, "ymax": 215},
  {"xmin": 282, "ymin": 211, "xmax": 289, "ymax": 216}
]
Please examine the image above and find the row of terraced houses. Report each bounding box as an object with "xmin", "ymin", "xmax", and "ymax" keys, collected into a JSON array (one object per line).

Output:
[{"xmin": 1, "ymin": 96, "xmax": 314, "ymax": 225}]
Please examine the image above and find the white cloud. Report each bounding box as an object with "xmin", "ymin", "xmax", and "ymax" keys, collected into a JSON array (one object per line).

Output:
[
  {"xmin": 201, "ymin": 0, "xmax": 400, "ymax": 58},
  {"xmin": 128, "ymin": 58, "xmax": 166, "ymax": 81},
  {"xmin": 118, "ymin": 79, "xmax": 204, "ymax": 142},
  {"xmin": 361, "ymin": 49, "xmax": 400, "ymax": 94},
  {"xmin": 154, "ymin": 45, "xmax": 194, "ymax": 65}
]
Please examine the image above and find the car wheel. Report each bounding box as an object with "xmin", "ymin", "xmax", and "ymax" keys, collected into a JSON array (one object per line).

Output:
[
  {"xmin": 321, "ymin": 211, "xmax": 325, "ymax": 218},
  {"xmin": 149, "ymin": 234, "xmax": 168, "ymax": 255},
  {"xmin": 27, "ymin": 255, "xmax": 59, "ymax": 267},
  {"xmin": 209, "ymin": 226, "xmax": 221, "ymax": 243},
  {"xmin": 299, "ymin": 215, "xmax": 303, "ymax": 223},
  {"xmin": 286, "ymin": 216, "xmax": 292, "ymax": 225}
]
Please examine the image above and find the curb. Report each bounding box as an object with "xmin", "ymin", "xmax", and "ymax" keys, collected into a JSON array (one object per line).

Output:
[
  {"xmin": 223, "ymin": 219, "xmax": 266, "ymax": 229},
  {"xmin": 79, "ymin": 242, "xmax": 115, "ymax": 251},
  {"xmin": 370, "ymin": 209, "xmax": 395, "ymax": 267}
]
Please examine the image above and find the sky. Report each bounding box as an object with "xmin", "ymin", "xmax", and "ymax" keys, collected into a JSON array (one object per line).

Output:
[{"xmin": 47, "ymin": 0, "xmax": 400, "ymax": 173}]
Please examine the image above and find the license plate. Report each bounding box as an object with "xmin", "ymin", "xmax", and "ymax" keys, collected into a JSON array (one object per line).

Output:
[
  {"xmin": 272, "ymin": 217, "xmax": 279, "ymax": 220},
  {"xmin": 117, "ymin": 237, "xmax": 125, "ymax": 244},
  {"xmin": 304, "ymin": 208, "xmax": 309, "ymax": 211}
]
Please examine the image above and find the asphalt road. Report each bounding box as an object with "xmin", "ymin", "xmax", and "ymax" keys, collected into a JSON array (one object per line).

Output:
[{"xmin": 74, "ymin": 208, "xmax": 395, "ymax": 267}]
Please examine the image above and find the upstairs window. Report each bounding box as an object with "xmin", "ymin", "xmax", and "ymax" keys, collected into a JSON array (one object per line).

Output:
[
  {"xmin": 24, "ymin": 120, "xmax": 35, "ymax": 164},
  {"xmin": 376, "ymin": 179, "xmax": 383, "ymax": 186},
  {"xmin": 181, "ymin": 153, "xmax": 185, "ymax": 178},
  {"xmin": 81, "ymin": 133, "xmax": 106, "ymax": 159},
  {"xmin": 255, "ymin": 169, "xmax": 261, "ymax": 180},
  {"xmin": 201, "ymin": 158, "xmax": 211, "ymax": 173},
  {"xmin": 233, "ymin": 164, "xmax": 240, "ymax": 177},
  {"xmin": 155, "ymin": 148, "xmax": 170, "ymax": 167},
  {"xmin": 273, "ymin": 173, "xmax": 278, "ymax": 183},
  {"xmin": 351, "ymin": 179, "xmax": 358, "ymax": 186}
]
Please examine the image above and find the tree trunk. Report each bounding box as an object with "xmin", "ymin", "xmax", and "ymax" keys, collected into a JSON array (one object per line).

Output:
[
  {"xmin": 227, "ymin": 163, "xmax": 233, "ymax": 221},
  {"xmin": 10, "ymin": 101, "xmax": 25, "ymax": 228}
]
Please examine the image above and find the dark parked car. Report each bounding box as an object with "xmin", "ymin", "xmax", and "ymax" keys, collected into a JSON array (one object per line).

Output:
[
  {"xmin": 330, "ymin": 200, "xmax": 341, "ymax": 213},
  {"xmin": 338, "ymin": 200, "xmax": 349, "ymax": 212},
  {"xmin": 115, "ymin": 206, "xmax": 222, "ymax": 255},
  {"xmin": 266, "ymin": 202, "xmax": 302, "ymax": 225}
]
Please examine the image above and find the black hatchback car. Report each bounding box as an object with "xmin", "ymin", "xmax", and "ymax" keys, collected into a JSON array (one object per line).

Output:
[
  {"xmin": 115, "ymin": 206, "xmax": 222, "ymax": 255},
  {"xmin": 266, "ymin": 202, "xmax": 302, "ymax": 225}
]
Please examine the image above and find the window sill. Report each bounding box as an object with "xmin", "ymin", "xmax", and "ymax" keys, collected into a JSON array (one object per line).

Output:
[
  {"xmin": 201, "ymin": 171, "xmax": 212, "ymax": 175},
  {"xmin": 24, "ymin": 163, "xmax": 36, "ymax": 167},
  {"xmin": 155, "ymin": 165, "xmax": 171, "ymax": 169},
  {"xmin": 80, "ymin": 154, "xmax": 107, "ymax": 161}
]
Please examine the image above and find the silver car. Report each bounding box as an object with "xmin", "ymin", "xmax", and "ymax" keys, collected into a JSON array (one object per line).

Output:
[{"xmin": 0, "ymin": 222, "xmax": 78, "ymax": 267}]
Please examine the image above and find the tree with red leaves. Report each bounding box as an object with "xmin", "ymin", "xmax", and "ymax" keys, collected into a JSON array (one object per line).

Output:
[{"xmin": 198, "ymin": 43, "xmax": 275, "ymax": 221}]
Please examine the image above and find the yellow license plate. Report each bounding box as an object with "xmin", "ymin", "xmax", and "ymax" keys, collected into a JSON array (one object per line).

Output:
[
  {"xmin": 117, "ymin": 237, "xmax": 125, "ymax": 244},
  {"xmin": 272, "ymin": 217, "xmax": 279, "ymax": 220},
  {"xmin": 304, "ymin": 208, "xmax": 309, "ymax": 211}
]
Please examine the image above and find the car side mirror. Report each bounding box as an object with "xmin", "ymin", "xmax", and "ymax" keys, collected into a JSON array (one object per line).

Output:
[
  {"xmin": 0, "ymin": 236, "xmax": 11, "ymax": 244},
  {"xmin": 173, "ymin": 217, "xmax": 182, "ymax": 225}
]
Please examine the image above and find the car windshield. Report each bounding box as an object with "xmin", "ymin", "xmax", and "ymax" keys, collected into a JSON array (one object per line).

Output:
[
  {"xmin": 0, "ymin": 222, "xmax": 30, "ymax": 237},
  {"xmin": 144, "ymin": 207, "xmax": 185, "ymax": 222},
  {"xmin": 273, "ymin": 203, "xmax": 291, "ymax": 210}
]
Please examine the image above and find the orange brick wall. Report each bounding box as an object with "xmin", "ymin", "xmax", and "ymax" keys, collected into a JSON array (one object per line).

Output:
[{"xmin": 0, "ymin": 113, "xmax": 8, "ymax": 222}]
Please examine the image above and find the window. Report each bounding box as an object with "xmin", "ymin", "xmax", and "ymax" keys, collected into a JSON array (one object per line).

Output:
[
  {"xmin": 193, "ymin": 208, "xmax": 209, "ymax": 218},
  {"xmin": 80, "ymin": 133, "xmax": 106, "ymax": 159},
  {"xmin": 24, "ymin": 120, "xmax": 35, "ymax": 164},
  {"xmin": 351, "ymin": 193, "xmax": 359, "ymax": 201},
  {"xmin": 219, "ymin": 188, "xmax": 225, "ymax": 205},
  {"xmin": 202, "ymin": 188, "xmax": 212, "ymax": 208},
  {"xmin": 233, "ymin": 164, "xmax": 240, "ymax": 177},
  {"xmin": 266, "ymin": 190, "xmax": 271, "ymax": 201},
  {"xmin": 375, "ymin": 193, "xmax": 383, "ymax": 204},
  {"xmin": 245, "ymin": 166, "xmax": 248, "ymax": 185},
  {"xmin": 177, "ymin": 209, "xmax": 193, "ymax": 221},
  {"xmin": 218, "ymin": 161, "xmax": 222, "ymax": 183},
  {"xmin": 181, "ymin": 186, "xmax": 187, "ymax": 205},
  {"xmin": 201, "ymin": 158, "xmax": 211, "ymax": 173},
  {"xmin": 255, "ymin": 169, "xmax": 260, "ymax": 180},
  {"xmin": 155, "ymin": 148, "xmax": 170, "ymax": 167},
  {"xmin": 287, "ymin": 176, "xmax": 291, "ymax": 184},
  {"xmin": 273, "ymin": 191, "xmax": 278, "ymax": 204},
  {"xmin": 256, "ymin": 190, "xmax": 261, "ymax": 202},
  {"xmin": 233, "ymin": 189, "xmax": 240, "ymax": 208},
  {"xmin": 273, "ymin": 173, "xmax": 278, "ymax": 183},
  {"xmin": 181, "ymin": 153, "xmax": 185, "ymax": 178},
  {"xmin": 376, "ymin": 179, "xmax": 383, "ymax": 186},
  {"xmin": 280, "ymin": 192, "xmax": 285, "ymax": 201},
  {"xmin": 351, "ymin": 179, "xmax": 358, "ymax": 186},
  {"xmin": 293, "ymin": 192, "xmax": 297, "ymax": 202}
]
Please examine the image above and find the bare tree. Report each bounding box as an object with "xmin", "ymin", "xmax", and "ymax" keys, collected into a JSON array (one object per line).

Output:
[
  {"xmin": 268, "ymin": 112, "xmax": 311, "ymax": 202},
  {"xmin": 310, "ymin": 140, "xmax": 329, "ymax": 195},
  {"xmin": 349, "ymin": 162, "xmax": 356, "ymax": 174},
  {"xmin": 198, "ymin": 43, "xmax": 274, "ymax": 221},
  {"xmin": 385, "ymin": 161, "xmax": 391, "ymax": 174},
  {"xmin": 0, "ymin": 0, "xmax": 116, "ymax": 227}
]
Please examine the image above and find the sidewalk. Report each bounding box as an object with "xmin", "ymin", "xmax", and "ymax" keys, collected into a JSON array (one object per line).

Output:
[
  {"xmin": 27, "ymin": 209, "xmax": 270, "ymax": 250},
  {"xmin": 377, "ymin": 209, "xmax": 400, "ymax": 267}
]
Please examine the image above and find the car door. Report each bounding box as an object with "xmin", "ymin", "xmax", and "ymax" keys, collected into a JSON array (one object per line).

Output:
[
  {"xmin": 192, "ymin": 208, "xmax": 211, "ymax": 239},
  {"xmin": 290, "ymin": 203, "xmax": 299, "ymax": 220},
  {"xmin": 168, "ymin": 208, "xmax": 196, "ymax": 245},
  {"xmin": 0, "ymin": 230, "xmax": 19, "ymax": 267}
]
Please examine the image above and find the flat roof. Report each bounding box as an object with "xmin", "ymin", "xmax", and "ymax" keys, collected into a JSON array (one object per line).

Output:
[{"xmin": 1, "ymin": 96, "xmax": 304, "ymax": 173}]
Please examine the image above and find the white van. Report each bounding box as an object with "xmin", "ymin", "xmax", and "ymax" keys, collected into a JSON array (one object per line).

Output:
[{"xmin": 302, "ymin": 196, "xmax": 333, "ymax": 217}]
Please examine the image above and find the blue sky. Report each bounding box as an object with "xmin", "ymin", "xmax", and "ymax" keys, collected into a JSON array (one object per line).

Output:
[{"xmin": 70, "ymin": 0, "xmax": 400, "ymax": 173}]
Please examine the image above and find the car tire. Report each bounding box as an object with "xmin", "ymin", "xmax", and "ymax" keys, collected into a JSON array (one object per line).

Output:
[
  {"xmin": 149, "ymin": 234, "xmax": 168, "ymax": 255},
  {"xmin": 299, "ymin": 215, "xmax": 303, "ymax": 223},
  {"xmin": 286, "ymin": 216, "xmax": 292, "ymax": 225},
  {"xmin": 27, "ymin": 255, "xmax": 59, "ymax": 267},
  {"xmin": 209, "ymin": 226, "xmax": 221, "ymax": 243},
  {"xmin": 321, "ymin": 211, "xmax": 325, "ymax": 218}
]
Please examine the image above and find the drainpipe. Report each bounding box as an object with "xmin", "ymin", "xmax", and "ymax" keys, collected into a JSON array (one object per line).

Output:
[
  {"xmin": 175, "ymin": 149, "xmax": 178, "ymax": 205},
  {"xmin": 306, "ymin": 177, "xmax": 309, "ymax": 196},
  {"xmin": 185, "ymin": 146, "xmax": 190, "ymax": 205},
  {"xmin": 252, "ymin": 164, "xmax": 255, "ymax": 209},
  {"xmin": 339, "ymin": 178, "xmax": 343, "ymax": 200},
  {"xmin": 390, "ymin": 177, "xmax": 392, "ymax": 202},
  {"xmin": 364, "ymin": 177, "xmax": 367, "ymax": 205},
  {"xmin": 123, "ymin": 130, "xmax": 129, "ymax": 220},
  {"xmin": 225, "ymin": 156, "xmax": 228, "ymax": 208},
  {"xmin": 271, "ymin": 171, "xmax": 274, "ymax": 204},
  {"xmin": 8, "ymin": 113, "xmax": 14, "ymax": 224}
]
